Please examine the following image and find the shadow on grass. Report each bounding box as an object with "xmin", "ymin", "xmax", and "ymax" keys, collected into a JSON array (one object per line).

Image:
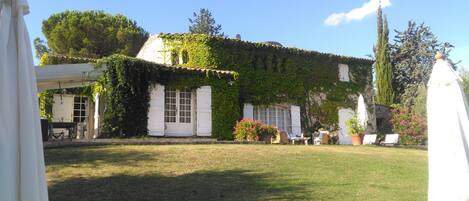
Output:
[
  {"xmin": 44, "ymin": 147, "xmax": 158, "ymax": 166},
  {"xmin": 48, "ymin": 170, "xmax": 308, "ymax": 201}
]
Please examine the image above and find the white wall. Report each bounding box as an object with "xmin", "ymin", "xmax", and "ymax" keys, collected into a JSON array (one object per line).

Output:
[
  {"xmin": 338, "ymin": 108, "xmax": 354, "ymax": 144},
  {"xmin": 136, "ymin": 34, "xmax": 171, "ymax": 64}
]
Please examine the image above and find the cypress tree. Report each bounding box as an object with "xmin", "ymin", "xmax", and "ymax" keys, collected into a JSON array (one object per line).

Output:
[{"xmin": 375, "ymin": 7, "xmax": 394, "ymax": 105}]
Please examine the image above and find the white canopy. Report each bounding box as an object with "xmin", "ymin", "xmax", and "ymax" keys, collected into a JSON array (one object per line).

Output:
[
  {"xmin": 0, "ymin": 0, "xmax": 49, "ymax": 200},
  {"xmin": 35, "ymin": 63, "xmax": 101, "ymax": 91},
  {"xmin": 427, "ymin": 58, "xmax": 469, "ymax": 200}
]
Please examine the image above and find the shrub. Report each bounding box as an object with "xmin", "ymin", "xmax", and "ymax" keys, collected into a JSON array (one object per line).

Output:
[
  {"xmin": 390, "ymin": 105, "xmax": 427, "ymax": 145},
  {"xmin": 345, "ymin": 114, "xmax": 365, "ymax": 136},
  {"xmin": 233, "ymin": 119, "xmax": 278, "ymax": 141}
]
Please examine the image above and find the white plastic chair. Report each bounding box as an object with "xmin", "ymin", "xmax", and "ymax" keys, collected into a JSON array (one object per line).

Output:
[
  {"xmin": 362, "ymin": 134, "xmax": 377, "ymax": 145},
  {"xmin": 380, "ymin": 134, "xmax": 399, "ymax": 146}
]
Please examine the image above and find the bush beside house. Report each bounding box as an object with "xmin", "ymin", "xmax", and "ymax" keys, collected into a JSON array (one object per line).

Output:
[
  {"xmin": 390, "ymin": 105, "xmax": 427, "ymax": 145},
  {"xmin": 233, "ymin": 119, "xmax": 279, "ymax": 142}
]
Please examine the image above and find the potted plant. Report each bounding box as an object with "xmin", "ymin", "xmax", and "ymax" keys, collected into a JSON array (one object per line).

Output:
[{"xmin": 345, "ymin": 114, "xmax": 366, "ymax": 145}]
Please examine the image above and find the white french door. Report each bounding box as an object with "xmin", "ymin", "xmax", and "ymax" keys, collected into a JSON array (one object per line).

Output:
[{"xmin": 164, "ymin": 88, "xmax": 194, "ymax": 136}]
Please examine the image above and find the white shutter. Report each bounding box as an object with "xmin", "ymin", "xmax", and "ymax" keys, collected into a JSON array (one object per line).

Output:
[
  {"xmin": 196, "ymin": 86, "xmax": 212, "ymax": 136},
  {"xmin": 52, "ymin": 94, "xmax": 74, "ymax": 122},
  {"xmin": 243, "ymin": 103, "xmax": 254, "ymax": 119},
  {"xmin": 290, "ymin": 105, "xmax": 301, "ymax": 136},
  {"xmin": 147, "ymin": 84, "xmax": 165, "ymax": 136}
]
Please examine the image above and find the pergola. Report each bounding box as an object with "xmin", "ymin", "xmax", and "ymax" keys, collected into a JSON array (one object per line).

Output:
[{"xmin": 35, "ymin": 63, "xmax": 101, "ymax": 91}]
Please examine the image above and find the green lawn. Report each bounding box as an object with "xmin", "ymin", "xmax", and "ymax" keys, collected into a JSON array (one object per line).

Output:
[{"xmin": 45, "ymin": 145, "xmax": 427, "ymax": 201}]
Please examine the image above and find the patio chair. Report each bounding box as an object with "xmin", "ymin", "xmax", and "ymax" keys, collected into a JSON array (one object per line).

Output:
[
  {"xmin": 362, "ymin": 134, "xmax": 377, "ymax": 145},
  {"xmin": 380, "ymin": 134, "xmax": 399, "ymax": 146},
  {"xmin": 289, "ymin": 133, "xmax": 310, "ymax": 145},
  {"xmin": 312, "ymin": 131, "xmax": 328, "ymax": 145}
]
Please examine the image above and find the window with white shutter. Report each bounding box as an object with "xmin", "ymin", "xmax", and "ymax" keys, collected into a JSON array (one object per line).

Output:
[
  {"xmin": 338, "ymin": 63, "xmax": 350, "ymax": 82},
  {"xmin": 252, "ymin": 105, "xmax": 292, "ymax": 134}
]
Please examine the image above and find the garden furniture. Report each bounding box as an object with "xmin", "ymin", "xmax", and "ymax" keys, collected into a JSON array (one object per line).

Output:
[
  {"xmin": 49, "ymin": 122, "xmax": 77, "ymax": 141},
  {"xmin": 317, "ymin": 130, "xmax": 329, "ymax": 145},
  {"xmin": 363, "ymin": 134, "xmax": 377, "ymax": 145},
  {"xmin": 290, "ymin": 133, "xmax": 310, "ymax": 145},
  {"xmin": 380, "ymin": 134, "xmax": 399, "ymax": 146}
]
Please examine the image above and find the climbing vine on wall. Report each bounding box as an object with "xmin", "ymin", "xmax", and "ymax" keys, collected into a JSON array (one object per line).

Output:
[
  {"xmin": 159, "ymin": 33, "xmax": 373, "ymax": 128},
  {"xmin": 97, "ymin": 54, "xmax": 239, "ymax": 139}
]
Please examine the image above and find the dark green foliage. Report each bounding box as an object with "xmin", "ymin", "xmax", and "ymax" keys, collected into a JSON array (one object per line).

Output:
[
  {"xmin": 391, "ymin": 21, "xmax": 456, "ymax": 109},
  {"xmin": 42, "ymin": 10, "xmax": 149, "ymax": 58},
  {"xmin": 34, "ymin": 37, "xmax": 50, "ymax": 59},
  {"xmin": 160, "ymin": 33, "xmax": 373, "ymax": 128},
  {"xmin": 375, "ymin": 7, "xmax": 394, "ymax": 106},
  {"xmin": 98, "ymin": 55, "xmax": 239, "ymax": 139},
  {"xmin": 188, "ymin": 8, "xmax": 224, "ymax": 37}
]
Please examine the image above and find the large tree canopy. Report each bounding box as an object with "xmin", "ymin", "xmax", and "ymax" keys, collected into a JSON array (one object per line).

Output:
[
  {"xmin": 42, "ymin": 10, "xmax": 149, "ymax": 58},
  {"xmin": 188, "ymin": 8, "xmax": 224, "ymax": 37},
  {"xmin": 33, "ymin": 37, "xmax": 50, "ymax": 59},
  {"xmin": 391, "ymin": 21, "xmax": 455, "ymax": 110}
]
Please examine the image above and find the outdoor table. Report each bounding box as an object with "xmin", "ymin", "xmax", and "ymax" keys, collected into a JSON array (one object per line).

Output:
[{"xmin": 49, "ymin": 122, "xmax": 77, "ymax": 141}]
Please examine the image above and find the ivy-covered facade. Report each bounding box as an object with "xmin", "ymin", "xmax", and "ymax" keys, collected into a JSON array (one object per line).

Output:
[
  {"xmin": 136, "ymin": 33, "xmax": 374, "ymax": 143},
  {"xmin": 41, "ymin": 33, "xmax": 373, "ymax": 143}
]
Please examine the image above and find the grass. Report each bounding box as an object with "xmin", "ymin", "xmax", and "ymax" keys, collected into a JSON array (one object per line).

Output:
[{"xmin": 45, "ymin": 145, "xmax": 427, "ymax": 201}]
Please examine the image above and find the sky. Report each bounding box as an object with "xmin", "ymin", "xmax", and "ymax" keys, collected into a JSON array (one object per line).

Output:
[{"xmin": 25, "ymin": 0, "xmax": 469, "ymax": 69}]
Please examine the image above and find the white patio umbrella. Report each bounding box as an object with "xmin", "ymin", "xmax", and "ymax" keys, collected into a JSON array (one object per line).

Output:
[
  {"xmin": 427, "ymin": 53, "xmax": 469, "ymax": 201},
  {"xmin": 0, "ymin": 0, "xmax": 49, "ymax": 200},
  {"xmin": 357, "ymin": 94, "xmax": 368, "ymax": 128}
]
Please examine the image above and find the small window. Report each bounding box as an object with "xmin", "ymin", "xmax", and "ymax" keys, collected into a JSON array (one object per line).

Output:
[
  {"xmin": 281, "ymin": 58, "xmax": 287, "ymax": 73},
  {"xmin": 182, "ymin": 50, "xmax": 189, "ymax": 64},
  {"xmin": 338, "ymin": 63, "xmax": 350, "ymax": 82},
  {"xmin": 252, "ymin": 56, "xmax": 259, "ymax": 70},
  {"xmin": 171, "ymin": 51, "xmax": 179, "ymax": 65},
  {"xmin": 272, "ymin": 55, "xmax": 279, "ymax": 72},
  {"xmin": 73, "ymin": 96, "xmax": 88, "ymax": 123},
  {"xmin": 262, "ymin": 56, "xmax": 269, "ymax": 70}
]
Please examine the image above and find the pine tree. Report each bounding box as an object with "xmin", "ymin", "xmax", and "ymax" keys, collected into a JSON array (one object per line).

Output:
[
  {"xmin": 188, "ymin": 8, "xmax": 225, "ymax": 37},
  {"xmin": 375, "ymin": 7, "xmax": 394, "ymax": 106}
]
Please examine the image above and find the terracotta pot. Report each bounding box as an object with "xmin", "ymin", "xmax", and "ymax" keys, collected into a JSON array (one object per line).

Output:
[{"xmin": 351, "ymin": 134, "xmax": 363, "ymax": 145}]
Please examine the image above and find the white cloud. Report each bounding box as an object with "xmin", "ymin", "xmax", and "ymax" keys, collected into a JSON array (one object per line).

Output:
[{"xmin": 324, "ymin": 0, "xmax": 392, "ymax": 26}]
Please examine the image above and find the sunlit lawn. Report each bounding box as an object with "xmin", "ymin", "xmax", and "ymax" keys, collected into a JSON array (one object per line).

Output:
[{"xmin": 45, "ymin": 145, "xmax": 427, "ymax": 201}]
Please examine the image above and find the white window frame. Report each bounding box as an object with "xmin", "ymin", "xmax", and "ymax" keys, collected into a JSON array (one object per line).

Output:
[
  {"xmin": 253, "ymin": 105, "xmax": 291, "ymax": 133},
  {"xmin": 164, "ymin": 88, "xmax": 192, "ymax": 124},
  {"xmin": 338, "ymin": 63, "xmax": 350, "ymax": 82},
  {"xmin": 73, "ymin": 96, "xmax": 88, "ymax": 123}
]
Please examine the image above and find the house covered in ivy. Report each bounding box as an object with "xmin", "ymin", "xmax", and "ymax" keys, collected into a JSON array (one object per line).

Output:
[{"xmin": 41, "ymin": 33, "xmax": 374, "ymax": 144}]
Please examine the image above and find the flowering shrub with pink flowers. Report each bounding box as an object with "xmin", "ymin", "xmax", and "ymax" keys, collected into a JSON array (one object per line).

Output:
[
  {"xmin": 390, "ymin": 105, "xmax": 427, "ymax": 145},
  {"xmin": 233, "ymin": 119, "xmax": 279, "ymax": 142}
]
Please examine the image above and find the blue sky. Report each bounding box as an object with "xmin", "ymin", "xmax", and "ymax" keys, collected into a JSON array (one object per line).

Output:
[{"xmin": 25, "ymin": 0, "xmax": 469, "ymax": 68}]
